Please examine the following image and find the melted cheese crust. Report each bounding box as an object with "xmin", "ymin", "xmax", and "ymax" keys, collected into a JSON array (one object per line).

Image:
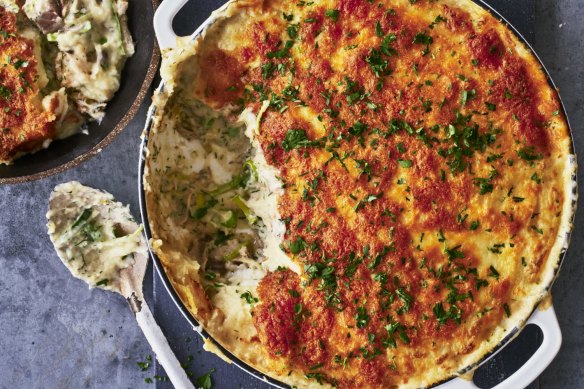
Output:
[
  {"xmin": 145, "ymin": 0, "xmax": 574, "ymax": 387},
  {"xmin": 0, "ymin": 7, "xmax": 57, "ymax": 163}
]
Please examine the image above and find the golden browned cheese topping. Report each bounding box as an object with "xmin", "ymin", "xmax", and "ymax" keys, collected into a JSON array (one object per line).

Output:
[
  {"xmin": 0, "ymin": 7, "xmax": 56, "ymax": 162},
  {"xmin": 169, "ymin": 0, "xmax": 570, "ymax": 387}
]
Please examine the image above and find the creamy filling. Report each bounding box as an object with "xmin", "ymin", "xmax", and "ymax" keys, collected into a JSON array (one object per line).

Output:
[
  {"xmin": 34, "ymin": 0, "xmax": 135, "ymax": 121},
  {"xmin": 154, "ymin": 94, "xmax": 295, "ymax": 311},
  {"xmin": 241, "ymin": 104, "xmax": 301, "ymax": 274}
]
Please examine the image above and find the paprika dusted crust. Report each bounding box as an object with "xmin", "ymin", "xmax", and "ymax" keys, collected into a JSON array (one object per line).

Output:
[
  {"xmin": 0, "ymin": 8, "xmax": 56, "ymax": 162},
  {"xmin": 145, "ymin": 0, "xmax": 574, "ymax": 387}
]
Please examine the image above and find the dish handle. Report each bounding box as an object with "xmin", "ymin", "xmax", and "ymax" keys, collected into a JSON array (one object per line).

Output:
[
  {"xmin": 153, "ymin": 0, "xmax": 189, "ymax": 50},
  {"xmin": 436, "ymin": 305, "xmax": 561, "ymax": 389}
]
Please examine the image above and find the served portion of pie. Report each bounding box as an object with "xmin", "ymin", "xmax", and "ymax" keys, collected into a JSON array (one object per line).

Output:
[
  {"xmin": 0, "ymin": 0, "xmax": 134, "ymax": 164},
  {"xmin": 145, "ymin": 0, "xmax": 574, "ymax": 387}
]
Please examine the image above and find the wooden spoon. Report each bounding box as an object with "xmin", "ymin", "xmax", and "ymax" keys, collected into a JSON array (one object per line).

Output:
[{"xmin": 47, "ymin": 181, "xmax": 194, "ymax": 389}]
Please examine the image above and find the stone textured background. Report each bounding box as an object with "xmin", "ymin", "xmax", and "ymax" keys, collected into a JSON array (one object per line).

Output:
[{"xmin": 0, "ymin": 0, "xmax": 582, "ymax": 388}]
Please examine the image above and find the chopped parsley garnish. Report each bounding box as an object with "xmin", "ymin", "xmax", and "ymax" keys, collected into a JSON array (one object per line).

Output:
[
  {"xmin": 438, "ymin": 112, "xmax": 500, "ymax": 175},
  {"xmin": 305, "ymin": 261, "xmax": 343, "ymax": 310},
  {"xmin": 364, "ymin": 31, "xmax": 397, "ymax": 78},
  {"xmin": 348, "ymin": 120, "xmax": 368, "ymax": 137},
  {"xmin": 460, "ymin": 89, "xmax": 476, "ymax": 107},
  {"xmin": 485, "ymin": 101, "xmax": 496, "ymax": 111},
  {"xmin": 13, "ymin": 59, "xmax": 28, "ymax": 69},
  {"xmin": 517, "ymin": 146, "xmax": 543, "ymax": 161},
  {"xmin": 365, "ymin": 48, "xmax": 391, "ymax": 78},
  {"xmin": 309, "ymin": 362, "xmax": 324, "ymax": 371},
  {"xmin": 503, "ymin": 303, "xmax": 511, "ymax": 318},
  {"xmin": 344, "ymin": 76, "xmax": 369, "ymax": 105},
  {"xmin": 288, "ymin": 289, "xmax": 300, "ymax": 297},
  {"xmin": 294, "ymin": 302, "xmax": 303, "ymax": 316},
  {"xmin": 380, "ymin": 33, "xmax": 398, "ymax": 56},
  {"xmin": 444, "ymin": 245, "xmax": 465, "ymax": 260},
  {"xmin": 261, "ymin": 62, "xmax": 275, "ymax": 79},
  {"xmin": 240, "ymin": 291, "xmax": 259, "ymax": 305},
  {"xmin": 433, "ymin": 302, "xmax": 462, "ymax": 325},
  {"xmin": 486, "ymin": 153, "xmax": 503, "ymax": 163},
  {"xmin": 489, "ymin": 243, "xmax": 505, "ymax": 254},
  {"xmin": 305, "ymin": 372, "xmax": 326, "ymax": 384},
  {"xmin": 195, "ymin": 368, "xmax": 215, "ymax": 389},
  {"xmin": 266, "ymin": 40, "xmax": 294, "ymax": 59},
  {"xmin": 70, "ymin": 208, "xmax": 102, "ymax": 243},
  {"xmin": 354, "ymin": 158, "xmax": 372, "ymax": 181},
  {"xmin": 412, "ymin": 31, "xmax": 433, "ymax": 55},
  {"xmin": 446, "ymin": 289, "xmax": 473, "ymax": 304},
  {"xmin": 473, "ymin": 177, "xmax": 494, "ymax": 195},
  {"xmin": 0, "ymin": 85, "xmax": 12, "ymax": 99},
  {"xmin": 355, "ymin": 192, "xmax": 383, "ymax": 212},
  {"xmin": 281, "ymin": 129, "xmax": 320, "ymax": 151},
  {"xmin": 81, "ymin": 221, "xmax": 101, "ymax": 242},
  {"xmin": 355, "ymin": 306, "xmax": 370, "ymax": 328},
  {"xmin": 375, "ymin": 21, "xmax": 383, "ymax": 37},
  {"xmin": 531, "ymin": 225, "xmax": 544, "ymax": 235},
  {"xmin": 429, "ymin": 15, "xmax": 446, "ymax": 29},
  {"xmin": 325, "ymin": 9, "xmax": 339, "ymax": 22},
  {"xmin": 475, "ymin": 279, "xmax": 489, "ymax": 290},
  {"xmin": 287, "ymin": 24, "xmax": 299, "ymax": 39},
  {"xmin": 367, "ymin": 245, "xmax": 392, "ymax": 270},
  {"xmin": 396, "ymin": 287, "xmax": 413, "ymax": 314},
  {"xmin": 289, "ymin": 237, "xmax": 308, "ymax": 254},
  {"xmin": 384, "ymin": 321, "xmax": 410, "ymax": 348},
  {"xmin": 137, "ymin": 355, "xmax": 152, "ymax": 371},
  {"xmin": 488, "ymin": 265, "xmax": 500, "ymax": 280}
]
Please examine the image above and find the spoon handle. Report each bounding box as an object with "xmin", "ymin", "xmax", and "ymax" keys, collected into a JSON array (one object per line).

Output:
[{"xmin": 135, "ymin": 302, "xmax": 195, "ymax": 389}]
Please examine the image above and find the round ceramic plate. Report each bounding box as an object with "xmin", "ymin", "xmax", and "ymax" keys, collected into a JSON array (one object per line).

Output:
[{"xmin": 0, "ymin": 0, "xmax": 160, "ymax": 184}]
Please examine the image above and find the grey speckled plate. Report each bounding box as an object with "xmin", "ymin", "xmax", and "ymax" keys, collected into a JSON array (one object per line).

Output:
[{"xmin": 0, "ymin": 0, "xmax": 160, "ymax": 184}]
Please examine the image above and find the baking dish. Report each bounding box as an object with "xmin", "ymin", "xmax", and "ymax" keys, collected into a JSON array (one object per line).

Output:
[{"xmin": 139, "ymin": 0, "xmax": 578, "ymax": 387}]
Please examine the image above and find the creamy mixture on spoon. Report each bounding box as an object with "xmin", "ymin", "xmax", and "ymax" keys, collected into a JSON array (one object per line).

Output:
[{"xmin": 46, "ymin": 181, "xmax": 146, "ymax": 291}]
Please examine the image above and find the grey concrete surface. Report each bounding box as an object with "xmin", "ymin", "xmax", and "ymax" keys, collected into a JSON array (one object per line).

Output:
[
  {"xmin": 0, "ymin": 0, "xmax": 582, "ymax": 388},
  {"xmin": 535, "ymin": 1, "xmax": 584, "ymax": 388}
]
